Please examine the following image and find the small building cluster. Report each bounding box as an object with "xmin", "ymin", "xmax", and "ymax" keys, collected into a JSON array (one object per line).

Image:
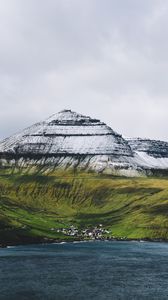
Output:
[
  {"xmin": 51, "ymin": 224, "xmax": 110, "ymax": 240},
  {"xmin": 56, "ymin": 225, "xmax": 78, "ymax": 236},
  {"xmin": 81, "ymin": 226, "xmax": 110, "ymax": 239}
]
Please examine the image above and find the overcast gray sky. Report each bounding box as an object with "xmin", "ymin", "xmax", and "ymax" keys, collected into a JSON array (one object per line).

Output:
[{"xmin": 0, "ymin": 0, "xmax": 168, "ymax": 141}]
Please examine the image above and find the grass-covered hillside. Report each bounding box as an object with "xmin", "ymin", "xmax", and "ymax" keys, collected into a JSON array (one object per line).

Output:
[{"xmin": 0, "ymin": 169, "xmax": 168, "ymax": 245}]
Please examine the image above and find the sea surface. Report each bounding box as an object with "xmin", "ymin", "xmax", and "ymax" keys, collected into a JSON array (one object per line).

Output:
[{"xmin": 0, "ymin": 241, "xmax": 168, "ymax": 300}]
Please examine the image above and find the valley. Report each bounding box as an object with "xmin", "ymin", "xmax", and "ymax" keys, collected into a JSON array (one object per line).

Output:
[{"xmin": 0, "ymin": 170, "xmax": 168, "ymax": 246}]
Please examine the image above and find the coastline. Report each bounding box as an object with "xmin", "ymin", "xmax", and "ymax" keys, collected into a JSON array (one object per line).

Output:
[{"xmin": 1, "ymin": 237, "xmax": 168, "ymax": 248}]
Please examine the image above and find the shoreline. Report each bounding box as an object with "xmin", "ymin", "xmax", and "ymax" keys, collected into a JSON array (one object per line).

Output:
[{"xmin": 1, "ymin": 237, "xmax": 168, "ymax": 248}]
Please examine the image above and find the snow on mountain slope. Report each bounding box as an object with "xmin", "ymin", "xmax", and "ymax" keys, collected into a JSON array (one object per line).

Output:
[
  {"xmin": 0, "ymin": 110, "xmax": 168, "ymax": 176},
  {"xmin": 0, "ymin": 110, "xmax": 133, "ymax": 156},
  {"xmin": 126, "ymin": 138, "xmax": 168, "ymax": 170},
  {"xmin": 126, "ymin": 138, "xmax": 168, "ymax": 158}
]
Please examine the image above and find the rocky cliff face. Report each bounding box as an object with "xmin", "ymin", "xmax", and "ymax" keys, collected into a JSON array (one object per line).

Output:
[{"xmin": 0, "ymin": 110, "xmax": 168, "ymax": 176}]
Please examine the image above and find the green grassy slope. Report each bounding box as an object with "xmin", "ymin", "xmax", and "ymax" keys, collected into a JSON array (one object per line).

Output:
[{"xmin": 0, "ymin": 169, "xmax": 168, "ymax": 245}]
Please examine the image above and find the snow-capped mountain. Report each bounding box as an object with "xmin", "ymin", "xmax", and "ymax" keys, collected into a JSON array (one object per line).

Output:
[{"xmin": 0, "ymin": 110, "xmax": 168, "ymax": 176}]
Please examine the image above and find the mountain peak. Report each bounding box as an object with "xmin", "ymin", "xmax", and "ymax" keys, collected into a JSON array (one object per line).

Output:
[
  {"xmin": 46, "ymin": 109, "xmax": 102, "ymax": 125},
  {"xmin": 0, "ymin": 109, "xmax": 133, "ymax": 158}
]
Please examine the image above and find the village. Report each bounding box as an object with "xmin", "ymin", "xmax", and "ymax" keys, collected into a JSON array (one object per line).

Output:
[{"xmin": 51, "ymin": 224, "xmax": 111, "ymax": 240}]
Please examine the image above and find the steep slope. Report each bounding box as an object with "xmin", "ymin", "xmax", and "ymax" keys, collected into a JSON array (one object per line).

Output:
[
  {"xmin": 0, "ymin": 110, "xmax": 139, "ymax": 176},
  {"xmin": 0, "ymin": 110, "xmax": 132, "ymax": 156}
]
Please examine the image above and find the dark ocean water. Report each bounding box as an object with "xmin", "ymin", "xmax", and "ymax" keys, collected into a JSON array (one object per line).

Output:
[{"xmin": 0, "ymin": 241, "xmax": 168, "ymax": 300}]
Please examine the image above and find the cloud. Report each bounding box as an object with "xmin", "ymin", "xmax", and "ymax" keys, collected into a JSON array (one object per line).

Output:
[{"xmin": 0, "ymin": 0, "xmax": 168, "ymax": 141}]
